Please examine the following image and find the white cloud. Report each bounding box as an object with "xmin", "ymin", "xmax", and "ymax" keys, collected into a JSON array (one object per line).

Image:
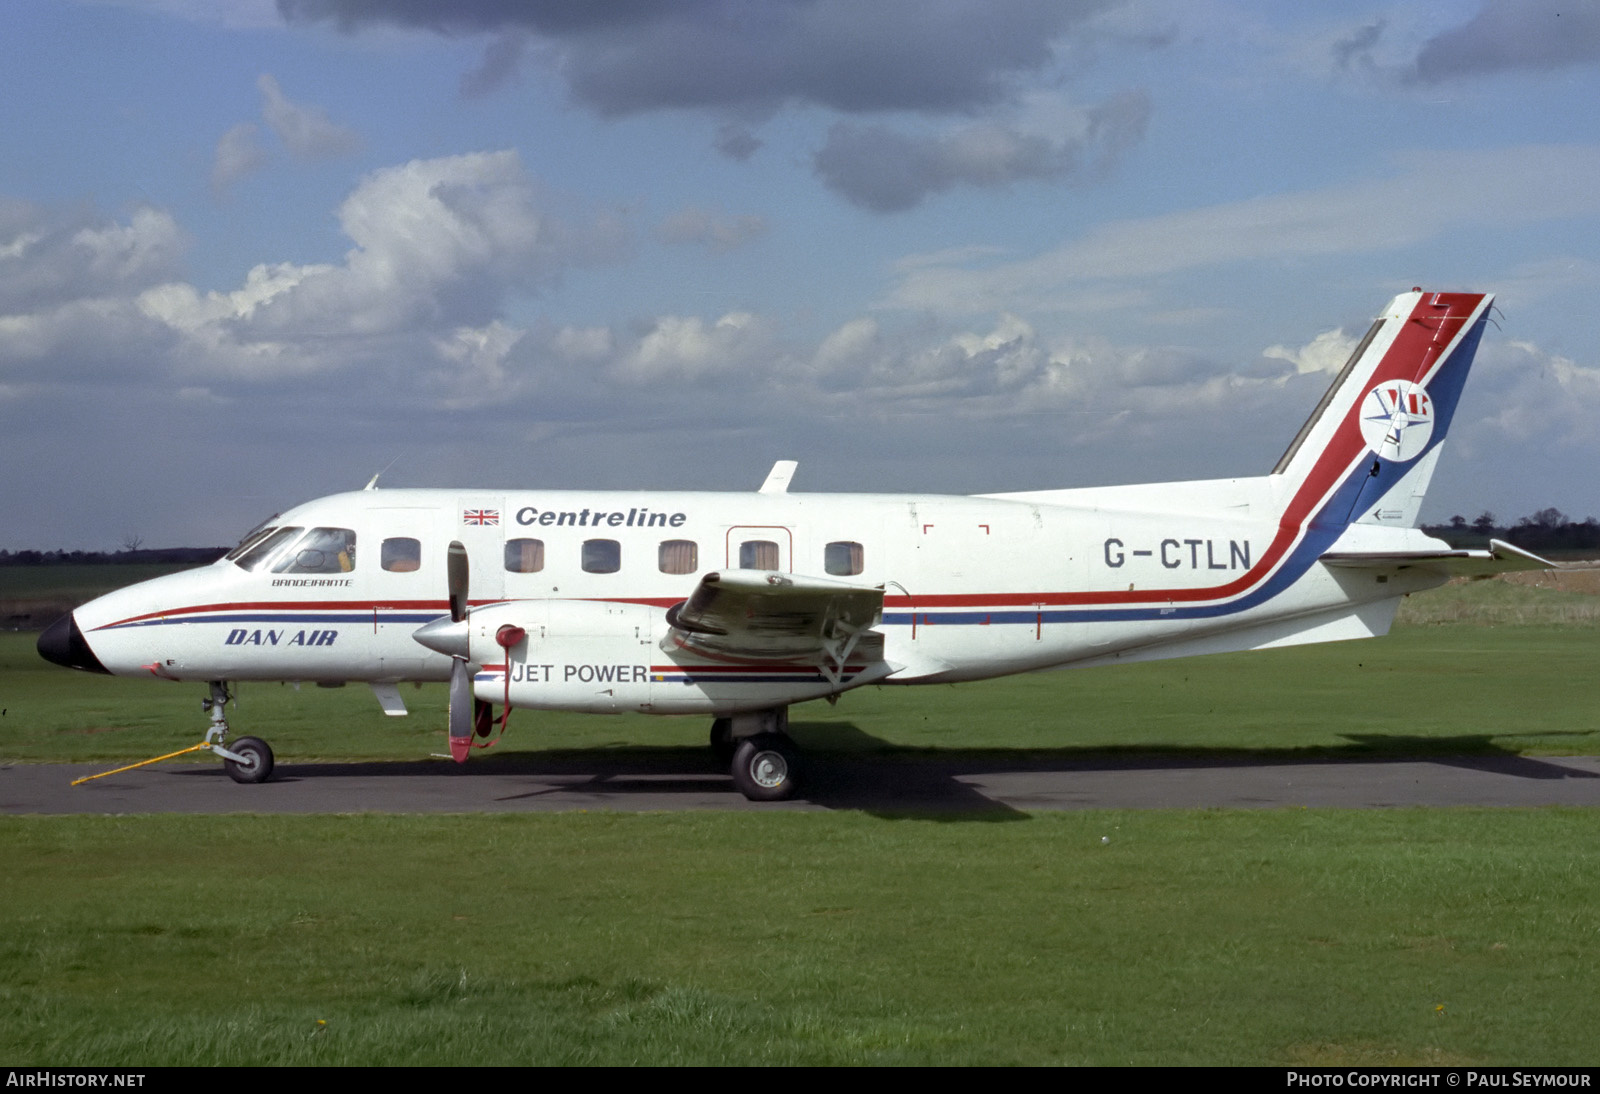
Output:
[
  {"xmin": 0, "ymin": 203, "xmax": 186, "ymax": 333},
  {"xmin": 1263, "ymin": 327, "xmax": 1358, "ymax": 375},
  {"xmin": 616, "ymin": 312, "xmax": 770, "ymax": 382},
  {"xmin": 0, "ymin": 150, "xmax": 637, "ymax": 397},
  {"xmin": 1466, "ymin": 338, "xmax": 1600, "ymax": 449},
  {"xmin": 0, "ymin": 229, "xmax": 41, "ymax": 261},
  {"xmin": 805, "ymin": 311, "xmax": 1224, "ymax": 414},
  {"xmin": 812, "ymin": 316, "xmax": 880, "ymax": 374},
  {"xmin": 257, "ymin": 74, "xmax": 361, "ymax": 161},
  {"xmin": 211, "ymin": 122, "xmax": 268, "ymax": 194},
  {"xmin": 433, "ymin": 320, "xmax": 527, "ymax": 407},
  {"xmin": 9, "ymin": 147, "xmax": 1597, "ymax": 547},
  {"xmin": 206, "ymin": 76, "xmax": 358, "ymax": 194},
  {"xmin": 70, "ymin": 208, "xmax": 186, "ymax": 288},
  {"xmin": 888, "ymin": 144, "xmax": 1600, "ymax": 314},
  {"xmin": 134, "ymin": 151, "xmax": 625, "ymax": 376}
]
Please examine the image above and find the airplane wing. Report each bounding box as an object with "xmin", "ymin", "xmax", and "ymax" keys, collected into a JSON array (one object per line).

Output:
[
  {"xmin": 1321, "ymin": 537, "xmax": 1552, "ymax": 576},
  {"xmin": 664, "ymin": 569, "xmax": 885, "ymax": 678}
]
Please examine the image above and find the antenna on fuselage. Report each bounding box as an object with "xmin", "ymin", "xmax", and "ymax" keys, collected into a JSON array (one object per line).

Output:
[
  {"xmin": 759, "ymin": 460, "xmax": 798, "ymax": 494},
  {"xmin": 363, "ymin": 456, "xmax": 401, "ymax": 491}
]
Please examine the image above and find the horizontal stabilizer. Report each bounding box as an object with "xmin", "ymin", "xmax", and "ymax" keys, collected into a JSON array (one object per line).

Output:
[{"xmin": 1321, "ymin": 537, "xmax": 1551, "ymax": 576}]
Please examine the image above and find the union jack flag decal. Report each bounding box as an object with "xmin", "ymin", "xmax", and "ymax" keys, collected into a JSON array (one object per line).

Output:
[{"xmin": 462, "ymin": 509, "xmax": 500, "ymax": 526}]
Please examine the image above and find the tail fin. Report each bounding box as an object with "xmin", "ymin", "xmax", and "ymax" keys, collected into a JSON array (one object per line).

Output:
[{"xmin": 1271, "ymin": 289, "xmax": 1492, "ymax": 532}]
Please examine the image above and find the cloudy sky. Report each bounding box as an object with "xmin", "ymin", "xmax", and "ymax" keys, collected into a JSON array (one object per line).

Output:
[{"xmin": 5, "ymin": 0, "xmax": 1600, "ymax": 550}]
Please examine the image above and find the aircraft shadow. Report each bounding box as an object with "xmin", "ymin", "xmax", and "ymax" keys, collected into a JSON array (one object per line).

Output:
[{"xmin": 173, "ymin": 721, "xmax": 1598, "ymax": 817}]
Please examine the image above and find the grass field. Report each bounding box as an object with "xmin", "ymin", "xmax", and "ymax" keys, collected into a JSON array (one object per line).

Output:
[
  {"xmin": 4, "ymin": 810, "xmax": 1598, "ymax": 1065},
  {"xmin": 4, "ymin": 621, "xmax": 1598, "ymax": 763},
  {"xmin": 0, "ymin": 563, "xmax": 203, "ymax": 630},
  {"xmin": 0, "ymin": 563, "xmax": 200, "ymax": 600},
  {"xmin": 2, "ymin": 573, "xmax": 1598, "ymax": 1065}
]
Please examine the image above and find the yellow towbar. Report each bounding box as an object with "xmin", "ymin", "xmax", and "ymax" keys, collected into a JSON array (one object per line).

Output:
[{"xmin": 70, "ymin": 741, "xmax": 212, "ymax": 786}]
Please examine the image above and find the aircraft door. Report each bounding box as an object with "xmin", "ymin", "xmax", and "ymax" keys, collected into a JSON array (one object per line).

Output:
[
  {"xmin": 454, "ymin": 495, "xmax": 506, "ymax": 603},
  {"xmin": 725, "ymin": 525, "xmax": 792, "ymax": 572},
  {"xmin": 368, "ymin": 505, "xmax": 443, "ymax": 678}
]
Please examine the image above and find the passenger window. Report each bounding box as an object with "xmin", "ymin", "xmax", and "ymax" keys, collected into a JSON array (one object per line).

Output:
[
  {"xmin": 233, "ymin": 526, "xmax": 302, "ymax": 572},
  {"xmin": 739, "ymin": 540, "xmax": 779, "ymax": 570},
  {"xmin": 825, "ymin": 541, "xmax": 864, "ymax": 576},
  {"xmin": 582, "ymin": 539, "xmax": 621, "ymax": 574},
  {"xmin": 658, "ymin": 539, "xmax": 698, "ymax": 575},
  {"xmin": 382, "ymin": 538, "xmax": 422, "ymax": 573},
  {"xmin": 273, "ymin": 527, "xmax": 357, "ymax": 574},
  {"xmin": 505, "ymin": 538, "xmax": 545, "ymax": 574}
]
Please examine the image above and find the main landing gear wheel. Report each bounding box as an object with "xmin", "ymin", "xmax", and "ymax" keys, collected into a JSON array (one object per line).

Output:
[
  {"xmin": 223, "ymin": 736, "xmax": 274, "ymax": 784},
  {"xmin": 731, "ymin": 733, "xmax": 798, "ymax": 802}
]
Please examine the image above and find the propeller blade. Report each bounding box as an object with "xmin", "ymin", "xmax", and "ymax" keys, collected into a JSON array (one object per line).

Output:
[
  {"xmin": 447, "ymin": 540, "xmax": 469, "ymax": 623},
  {"xmin": 448, "ymin": 655, "xmax": 472, "ymax": 763}
]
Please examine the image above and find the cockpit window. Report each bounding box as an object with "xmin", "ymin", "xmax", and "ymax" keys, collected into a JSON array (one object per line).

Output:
[
  {"xmin": 232, "ymin": 526, "xmax": 302, "ymax": 572},
  {"xmin": 225, "ymin": 525, "xmax": 280, "ymax": 563},
  {"xmin": 272, "ymin": 527, "xmax": 357, "ymax": 574}
]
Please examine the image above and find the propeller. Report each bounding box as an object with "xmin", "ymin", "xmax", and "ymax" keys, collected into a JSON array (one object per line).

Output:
[
  {"xmin": 444, "ymin": 541, "xmax": 474, "ymax": 762},
  {"xmin": 445, "ymin": 541, "xmax": 475, "ymax": 762},
  {"xmin": 412, "ymin": 541, "xmax": 476, "ymax": 762},
  {"xmin": 447, "ymin": 539, "xmax": 469, "ymax": 625}
]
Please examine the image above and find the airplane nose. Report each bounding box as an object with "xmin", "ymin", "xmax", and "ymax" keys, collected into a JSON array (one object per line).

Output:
[{"xmin": 37, "ymin": 612, "xmax": 111, "ymax": 674}]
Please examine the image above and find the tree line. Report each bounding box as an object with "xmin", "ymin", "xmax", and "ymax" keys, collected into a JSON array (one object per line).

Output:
[
  {"xmin": 0, "ymin": 547, "xmax": 228, "ymax": 566},
  {"xmin": 1422, "ymin": 508, "xmax": 1600, "ymax": 553}
]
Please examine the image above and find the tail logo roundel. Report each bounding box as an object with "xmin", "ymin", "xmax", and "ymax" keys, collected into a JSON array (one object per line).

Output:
[{"xmin": 1358, "ymin": 380, "xmax": 1434, "ymax": 462}]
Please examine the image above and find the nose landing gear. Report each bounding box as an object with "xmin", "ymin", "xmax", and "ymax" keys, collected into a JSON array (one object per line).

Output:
[
  {"xmin": 69, "ymin": 680, "xmax": 275, "ymax": 787},
  {"xmin": 203, "ymin": 681, "xmax": 275, "ymax": 784}
]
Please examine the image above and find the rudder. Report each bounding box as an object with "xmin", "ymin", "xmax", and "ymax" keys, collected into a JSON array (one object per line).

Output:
[{"xmin": 1271, "ymin": 289, "xmax": 1493, "ymax": 533}]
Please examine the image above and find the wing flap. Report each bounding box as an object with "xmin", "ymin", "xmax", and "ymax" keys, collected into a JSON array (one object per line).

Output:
[{"xmin": 664, "ymin": 569, "xmax": 885, "ymax": 673}]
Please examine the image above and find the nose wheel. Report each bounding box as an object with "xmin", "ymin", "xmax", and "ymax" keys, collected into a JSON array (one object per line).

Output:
[{"xmin": 222, "ymin": 736, "xmax": 275, "ymax": 784}]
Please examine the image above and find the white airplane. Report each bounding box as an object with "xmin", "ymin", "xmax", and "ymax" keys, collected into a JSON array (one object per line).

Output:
[{"xmin": 39, "ymin": 289, "xmax": 1547, "ymax": 800}]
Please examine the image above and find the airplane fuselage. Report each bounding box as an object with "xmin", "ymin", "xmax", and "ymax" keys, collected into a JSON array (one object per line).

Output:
[
  {"xmin": 64, "ymin": 478, "xmax": 1446, "ymax": 717},
  {"xmin": 42, "ymin": 291, "xmax": 1522, "ymax": 795}
]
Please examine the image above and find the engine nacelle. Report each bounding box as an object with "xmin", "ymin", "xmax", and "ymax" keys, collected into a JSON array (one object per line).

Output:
[
  {"xmin": 454, "ymin": 597, "xmax": 889, "ymax": 716},
  {"xmin": 466, "ymin": 600, "xmax": 658, "ymax": 713}
]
